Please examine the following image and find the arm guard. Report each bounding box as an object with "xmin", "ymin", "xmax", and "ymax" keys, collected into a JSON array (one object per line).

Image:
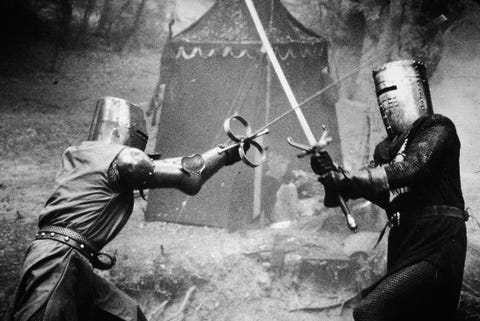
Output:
[
  {"xmin": 320, "ymin": 166, "xmax": 390, "ymax": 209},
  {"xmin": 311, "ymin": 150, "xmax": 389, "ymax": 208},
  {"xmin": 144, "ymin": 146, "xmax": 230, "ymax": 195}
]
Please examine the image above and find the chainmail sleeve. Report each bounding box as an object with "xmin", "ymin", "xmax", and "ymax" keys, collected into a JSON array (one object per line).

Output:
[
  {"xmin": 107, "ymin": 158, "xmax": 122, "ymax": 192},
  {"xmin": 384, "ymin": 115, "xmax": 458, "ymax": 190}
]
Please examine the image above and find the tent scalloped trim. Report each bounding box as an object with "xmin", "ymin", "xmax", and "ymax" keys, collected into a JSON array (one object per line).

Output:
[{"xmin": 171, "ymin": 45, "xmax": 326, "ymax": 60}]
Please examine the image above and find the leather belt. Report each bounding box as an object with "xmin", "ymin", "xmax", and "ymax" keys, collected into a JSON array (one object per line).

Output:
[
  {"xmin": 36, "ymin": 225, "xmax": 116, "ymax": 270},
  {"xmin": 375, "ymin": 206, "xmax": 468, "ymax": 249},
  {"xmin": 402, "ymin": 205, "xmax": 469, "ymax": 222}
]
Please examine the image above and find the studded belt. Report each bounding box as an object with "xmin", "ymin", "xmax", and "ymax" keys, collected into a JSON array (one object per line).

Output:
[{"xmin": 36, "ymin": 225, "xmax": 116, "ymax": 270}]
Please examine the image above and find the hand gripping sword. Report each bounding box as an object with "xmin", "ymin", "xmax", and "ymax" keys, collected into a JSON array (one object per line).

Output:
[
  {"xmin": 287, "ymin": 127, "xmax": 357, "ymax": 232},
  {"xmin": 244, "ymin": 0, "xmax": 357, "ymax": 232}
]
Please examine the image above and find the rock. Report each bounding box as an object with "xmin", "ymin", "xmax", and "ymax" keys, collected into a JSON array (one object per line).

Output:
[
  {"xmin": 272, "ymin": 183, "xmax": 299, "ymax": 222},
  {"xmin": 342, "ymin": 231, "xmax": 382, "ymax": 257},
  {"xmin": 335, "ymin": 99, "xmax": 370, "ymax": 171}
]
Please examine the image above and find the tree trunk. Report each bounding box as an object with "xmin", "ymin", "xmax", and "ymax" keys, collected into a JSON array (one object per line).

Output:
[
  {"xmin": 56, "ymin": 0, "xmax": 73, "ymax": 48},
  {"xmin": 75, "ymin": 0, "xmax": 97, "ymax": 47},
  {"xmin": 108, "ymin": 0, "xmax": 131, "ymax": 48},
  {"xmin": 353, "ymin": 1, "xmax": 404, "ymax": 104},
  {"xmin": 96, "ymin": 0, "xmax": 113, "ymax": 34},
  {"xmin": 117, "ymin": 0, "xmax": 148, "ymax": 51},
  {"xmin": 51, "ymin": 0, "xmax": 73, "ymax": 70}
]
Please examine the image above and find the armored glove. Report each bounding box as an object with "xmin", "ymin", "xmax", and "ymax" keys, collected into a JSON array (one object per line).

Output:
[
  {"xmin": 310, "ymin": 151, "xmax": 350, "ymax": 207},
  {"xmin": 310, "ymin": 150, "xmax": 336, "ymax": 176},
  {"xmin": 311, "ymin": 152, "xmax": 390, "ymax": 208}
]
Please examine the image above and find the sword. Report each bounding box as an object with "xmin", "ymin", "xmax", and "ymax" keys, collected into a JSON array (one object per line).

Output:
[
  {"xmin": 244, "ymin": 0, "xmax": 357, "ymax": 232},
  {"xmin": 287, "ymin": 129, "xmax": 357, "ymax": 232}
]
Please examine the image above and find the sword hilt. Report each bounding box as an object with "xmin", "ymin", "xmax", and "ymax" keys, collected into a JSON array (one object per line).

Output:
[
  {"xmin": 337, "ymin": 194, "xmax": 357, "ymax": 232},
  {"xmin": 287, "ymin": 127, "xmax": 357, "ymax": 233}
]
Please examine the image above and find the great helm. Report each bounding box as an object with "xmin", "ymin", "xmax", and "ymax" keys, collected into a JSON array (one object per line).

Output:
[
  {"xmin": 87, "ymin": 97, "xmax": 148, "ymax": 151},
  {"xmin": 372, "ymin": 60, "xmax": 433, "ymax": 139}
]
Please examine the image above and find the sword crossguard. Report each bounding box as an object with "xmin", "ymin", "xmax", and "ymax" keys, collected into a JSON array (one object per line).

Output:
[
  {"xmin": 218, "ymin": 114, "xmax": 269, "ymax": 167},
  {"xmin": 316, "ymin": 125, "xmax": 333, "ymax": 151},
  {"xmin": 286, "ymin": 126, "xmax": 358, "ymax": 233},
  {"xmin": 287, "ymin": 125, "xmax": 332, "ymax": 158}
]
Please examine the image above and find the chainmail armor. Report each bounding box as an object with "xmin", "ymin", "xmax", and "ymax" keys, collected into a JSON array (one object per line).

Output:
[
  {"xmin": 363, "ymin": 114, "xmax": 467, "ymax": 321},
  {"xmin": 353, "ymin": 261, "xmax": 443, "ymax": 321},
  {"xmin": 383, "ymin": 114, "xmax": 464, "ymax": 211}
]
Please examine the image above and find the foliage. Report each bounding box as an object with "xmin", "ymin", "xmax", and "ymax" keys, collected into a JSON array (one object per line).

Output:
[{"xmin": 0, "ymin": 0, "xmax": 175, "ymax": 52}]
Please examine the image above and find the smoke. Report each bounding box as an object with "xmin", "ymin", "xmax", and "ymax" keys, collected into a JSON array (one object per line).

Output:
[{"xmin": 429, "ymin": 5, "xmax": 480, "ymax": 210}]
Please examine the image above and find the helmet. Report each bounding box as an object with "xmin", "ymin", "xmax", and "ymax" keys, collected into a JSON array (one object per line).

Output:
[
  {"xmin": 372, "ymin": 60, "xmax": 433, "ymax": 139},
  {"xmin": 87, "ymin": 97, "xmax": 148, "ymax": 151}
]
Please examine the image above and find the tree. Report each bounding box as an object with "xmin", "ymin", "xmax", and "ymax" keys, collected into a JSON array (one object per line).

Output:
[
  {"xmin": 117, "ymin": 0, "xmax": 148, "ymax": 51},
  {"xmin": 75, "ymin": 0, "xmax": 97, "ymax": 47},
  {"xmin": 56, "ymin": 0, "xmax": 73, "ymax": 48},
  {"xmin": 309, "ymin": 0, "xmax": 470, "ymax": 144},
  {"xmin": 96, "ymin": 0, "xmax": 113, "ymax": 36}
]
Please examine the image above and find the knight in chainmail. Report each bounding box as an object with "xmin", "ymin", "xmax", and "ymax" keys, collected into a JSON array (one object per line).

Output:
[
  {"xmin": 9, "ymin": 97, "xmax": 245, "ymax": 321},
  {"xmin": 310, "ymin": 60, "xmax": 467, "ymax": 321}
]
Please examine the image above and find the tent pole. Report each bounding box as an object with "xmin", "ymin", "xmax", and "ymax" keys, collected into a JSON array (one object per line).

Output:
[
  {"xmin": 253, "ymin": 56, "xmax": 272, "ymax": 226},
  {"xmin": 253, "ymin": 0, "xmax": 275, "ymax": 226}
]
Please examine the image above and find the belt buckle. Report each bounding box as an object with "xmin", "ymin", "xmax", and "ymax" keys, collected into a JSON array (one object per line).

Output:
[{"xmin": 94, "ymin": 252, "xmax": 117, "ymax": 270}]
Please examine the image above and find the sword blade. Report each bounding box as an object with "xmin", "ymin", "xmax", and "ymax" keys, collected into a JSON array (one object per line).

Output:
[{"xmin": 244, "ymin": 0, "xmax": 317, "ymax": 145}]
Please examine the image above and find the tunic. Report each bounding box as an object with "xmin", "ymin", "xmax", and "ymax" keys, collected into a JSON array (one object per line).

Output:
[{"xmin": 10, "ymin": 142, "xmax": 146, "ymax": 321}]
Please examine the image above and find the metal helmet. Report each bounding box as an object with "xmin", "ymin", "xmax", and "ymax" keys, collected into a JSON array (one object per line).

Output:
[
  {"xmin": 87, "ymin": 97, "xmax": 148, "ymax": 151},
  {"xmin": 372, "ymin": 60, "xmax": 433, "ymax": 139}
]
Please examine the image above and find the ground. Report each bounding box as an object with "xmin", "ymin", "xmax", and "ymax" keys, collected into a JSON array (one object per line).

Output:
[{"xmin": 1, "ymin": 37, "xmax": 480, "ymax": 321}]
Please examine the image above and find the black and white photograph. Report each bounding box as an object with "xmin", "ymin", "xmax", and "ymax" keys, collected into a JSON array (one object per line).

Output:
[{"xmin": 1, "ymin": 0, "xmax": 480, "ymax": 320}]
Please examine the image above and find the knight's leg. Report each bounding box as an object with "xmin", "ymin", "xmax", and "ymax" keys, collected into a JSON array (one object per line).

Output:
[{"xmin": 353, "ymin": 260, "xmax": 442, "ymax": 321}]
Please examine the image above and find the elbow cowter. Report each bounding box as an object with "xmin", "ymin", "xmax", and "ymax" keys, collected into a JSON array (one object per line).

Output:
[
  {"xmin": 116, "ymin": 147, "xmax": 155, "ymax": 190},
  {"xmin": 179, "ymin": 175, "xmax": 203, "ymax": 195}
]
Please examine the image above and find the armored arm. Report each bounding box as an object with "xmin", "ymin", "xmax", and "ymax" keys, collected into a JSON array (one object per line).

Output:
[
  {"xmin": 147, "ymin": 146, "xmax": 234, "ymax": 195},
  {"xmin": 311, "ymin": 116, "xmax": 456, "ymax": 208},
  {"xmin": 115, "ymin": 145, "xmax": 241, "ymax": 195},
  {"xmin": 311, "ymin": 152, "xmax": 390, "ymax": 209}
]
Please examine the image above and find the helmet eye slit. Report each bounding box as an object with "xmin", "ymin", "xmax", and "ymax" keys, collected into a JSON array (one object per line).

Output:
[{"xmin": 377, "ymin": 85, "xmax": 398, "ymax": 96}]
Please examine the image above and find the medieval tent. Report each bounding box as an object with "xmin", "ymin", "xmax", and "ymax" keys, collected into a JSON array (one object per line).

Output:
[{"xmin": 146, "ymin": 0, "xmax": 342, "ymax": 230}]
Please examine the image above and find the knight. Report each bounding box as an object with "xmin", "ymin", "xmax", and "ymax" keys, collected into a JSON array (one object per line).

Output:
[
  {"xmin": 310, "ymin": 60, "xmax": 467, "ymax": 321},
  {"xmin": 9, "ymin": 97, "xmax": 245, "ymax": 321}
]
